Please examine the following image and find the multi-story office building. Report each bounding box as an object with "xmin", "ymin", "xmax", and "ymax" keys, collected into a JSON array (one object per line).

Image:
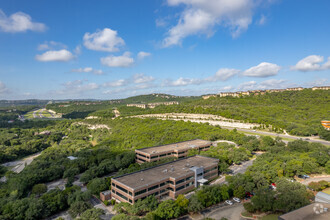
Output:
[
  {"xmin": 135, "ymin": 139, "xmax": 212, "ymax": 163},
  {"xmin": 110, "ymin": 155, "xmax": 219, "ymax": 204}
]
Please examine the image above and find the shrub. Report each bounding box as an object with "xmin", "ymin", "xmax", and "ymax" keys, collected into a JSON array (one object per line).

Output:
[{"xmin": 244, "ymin": 202, "xmax": 256, "ymax": 213}]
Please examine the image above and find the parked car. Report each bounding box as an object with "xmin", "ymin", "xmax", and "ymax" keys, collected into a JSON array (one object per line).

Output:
[
  {"xmin": 245, "ymin": 192, "xmax": 253, "ymax": 199},
  {"xmin": 270, "ymin": 183, "xmax": 277, "ymax": 190},
  {"xmin": 298, "ymin": 174, "xmax": 310, "ymax": 179},
  {"xmin": 233, "ymin": 197, "xmax": 240, "ymax": 203},
  {"xmin": 225, "ymin": 200, "xmax": 233, "ymax": 205}
]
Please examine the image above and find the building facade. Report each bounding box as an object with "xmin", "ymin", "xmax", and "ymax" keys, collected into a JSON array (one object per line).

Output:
[
  {"xmin": 321, "ymin": 121, "xmax": 330, "ymax": 131},
  {"xmin": 110, "ymin": 155, "xmax": 219, "ymax": 204},
  {"xmin": 135, "ymin": 139, "xmax": 212, "ymax": 163},
  {"xmin": 312, "ymin": 86, "xmax": 330, "ymax": 91}
]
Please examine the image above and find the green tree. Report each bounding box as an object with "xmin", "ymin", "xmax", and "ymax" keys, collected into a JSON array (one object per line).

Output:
[
  {"xmin": 80, "ymin": 208, "xmax": 104, "ymax": 220},
  {"xmin": 154, "ymin": 200, "xmax": 181, "ymax": 220},
  {"xmin": 274, "ymin": 178, "xmax": 310, "ymax": 212},
  {"xmin": 31, "ymin": 184, "xmax": 47, "ymax": 196},
  {"xmin": 175, "ymin": 194, "xmax": 189, "ymax": 215},
  {"xmin": 69, "ymin": 201, "xmax": 91, "ymax": 218},
  {"xmin": 188, "ymin": 195, "xmax": 203, "ymax": 213},
  {"xmin": 233, "ymin": 185, "xmax": 245, "ymax": 199},
  {"xmin": 87, "ymin": 178, "xmax": 109, "ymax": 195},
  {"xmin": 251, "ymin": 187, "xmax": 275, "ymax": 212}
]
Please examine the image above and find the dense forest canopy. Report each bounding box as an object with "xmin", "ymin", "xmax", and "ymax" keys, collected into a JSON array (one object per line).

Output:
[
  {"xmin": 0, "ymin": 113, "xmax": 328, "ymax": 219},
  {"xmin": 116, "ymin": 89, "xmax": 330, "ymax": 138}
]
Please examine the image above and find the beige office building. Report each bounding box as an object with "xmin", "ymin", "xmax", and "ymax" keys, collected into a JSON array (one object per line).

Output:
[
  {"xmin": 135, "ymin": 139, "xmax": 212, "ymax": 163},
  {"xmin": 111, "ymin": 155, "xmax": 219, "ymax": 204}
]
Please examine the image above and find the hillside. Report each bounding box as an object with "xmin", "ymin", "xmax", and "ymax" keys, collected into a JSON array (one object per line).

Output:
[
  {"xmin": 117, "ymin": 89, "xmax": 330, "ymax": 138},
  {"xmin": 118, "ymin": 93, "xmax": 199, "ymax": 104},
  {"xmin": 45, "ymin": 94, "xmax": 200, "ymax": 119}
]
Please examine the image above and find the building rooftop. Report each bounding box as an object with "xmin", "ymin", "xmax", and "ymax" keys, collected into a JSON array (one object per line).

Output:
[
  {"xmin": 113, "ymin": 155, "xmax": 219, "ymax": 191},
  {"xmin": 278, "ymin": 203, "xmax": 330, "ymax": 220},
  {"xmin": 136, "ymin": 139, "xmax": 212, "ymax": 154}
]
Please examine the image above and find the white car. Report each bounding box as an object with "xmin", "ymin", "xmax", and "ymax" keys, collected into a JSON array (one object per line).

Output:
[
  {"xmin": 225, "ymin": 200, "xmax": 233, "ymax": 205},
  {"xmin": 233, "ymin": 197, "xmax": 240, "ymax": 203}
]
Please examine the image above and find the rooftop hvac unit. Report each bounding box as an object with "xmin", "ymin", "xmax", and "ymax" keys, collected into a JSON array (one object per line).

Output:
[
  {"xmin": 163, "ymin": 169, "xmax": 168, "ymax": 173},
  {"xmin": 170, "ymin": 167, "xmax": 174, "ymax": 172},
  {"xmin": 176, "ymin": 144, "xmax": 179, "ymax": 147},
  {"xmin": 141, "ymin": 178, "xmax": 144, "ymax": 181}
]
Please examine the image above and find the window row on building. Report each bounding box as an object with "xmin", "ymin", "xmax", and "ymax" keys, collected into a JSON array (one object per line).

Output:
[
  {"xmin": 135, "ymin": 139, "xmax": 212, "ymax": 163},
  {"xmin": 107, "ymin": 155, "xmax": 219, "ymax": 204}
]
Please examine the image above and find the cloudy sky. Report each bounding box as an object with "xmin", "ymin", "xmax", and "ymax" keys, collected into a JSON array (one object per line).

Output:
[{"xmin": 0, "ymin": 0, "xmax": 329, "ymax": 99}]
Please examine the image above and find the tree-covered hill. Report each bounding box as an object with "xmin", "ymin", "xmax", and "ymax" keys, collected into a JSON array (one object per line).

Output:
[
  {"xmin": 117, "ymin": 89, "xmax": 330, "ymax": 138},
  {"xmin": 46, "ymin": 94, "xmax": 200, "ymax": 119},
  {"xmin": 119, "ymin": 93, "xmax": 199, "ymax": 104}
]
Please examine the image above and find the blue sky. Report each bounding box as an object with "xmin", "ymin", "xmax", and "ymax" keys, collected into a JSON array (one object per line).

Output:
[{"xmin": 0, "ymin": 0, "xmax": 329, "ymax": 99}]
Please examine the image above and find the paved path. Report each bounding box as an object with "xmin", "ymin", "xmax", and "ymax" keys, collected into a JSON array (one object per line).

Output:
[
  {"xmin": 224, "ymin": 127, "xmax": 330, "ymax": 146},
  {"xmin": 299, "ymin": 175, "xmax": 330, "ymax": 185},
  {"xmin": 131, "ymin": 113, "xmax": 330, "ymax": 146},
  {"xmin": 211, "ymin": 158, "xmax": 257, "ymax": 185},
  {"xmin": 202, "ymin": 203, "xmax": 244, "ymax": 220},
  {"xmin": 1, "ymin": 152, "xmax": 41, "ymax": 173}
]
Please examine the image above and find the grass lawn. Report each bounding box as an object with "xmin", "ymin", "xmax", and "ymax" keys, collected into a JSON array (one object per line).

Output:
[
  {"xmin": 24, "ymin": 111, "xmax": 35, "ymax": 119},
  {"xmin": 261, "ymin": 214, "xmax": 281, "ymax": 220},
  {"xmin": 322, "ymin": 188, "xmax": 330, "ymax": 195},
  {"xmin": 41, "ymin": 110, "xmax": 53, "ymax": 118}
]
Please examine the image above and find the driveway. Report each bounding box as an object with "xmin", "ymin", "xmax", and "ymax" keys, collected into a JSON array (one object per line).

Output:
[
  {"xmin": 91, "ymin": 196, "xmax": 114, "ymax": 220},
  {"xmin": 202, "ymin": 203, "xmax": 244, "ymax": 220},
  {"xmin": 299, "ymin": 175, "xmax": 330, "ymax": 185}
]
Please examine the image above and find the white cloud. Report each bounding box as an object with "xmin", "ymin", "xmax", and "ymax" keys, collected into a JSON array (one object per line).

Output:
[
  {"xmin": 292, "ymin": 55, "xmax": 330, "ymax": 72},
  {"xmin": 137, "ymin": 51, "xmax": 151, "ymax": 60},
  {"xmin": 0, "ymin": 81, "xmax": 9, "ymax": 95},
  {"xmin": 37, "ymin": 41, "xmax": 67, "ymax": 51},
  {"xmin": 237, "ymin": 79, "xmax": 288, "ymax": 91},
  {"xmin": 162, "ymin": 0, "xmax": 263, "ymax": 47},
  {"xmin": 133, "ymin": 73, "xmax": 155, "ymax": 84},
  {"xmin": 164, "ymin": 77, "xmax": 202, "ymax": 86},
  {"xmin": 243, "ymin": 62, "xmax": 281, "ymax": 77},
  {"xmin": 156, "ymin": 18, "xmax": 168, "ymax": 27},
  {"xmin": 83, "ymin": 28, "xmax": 125, "ymax": 52},
  {"xmin": 323, "ymin": 57, "xmax": 330, "ymax": 69},
  {"xmin": 237, "ymin": 80, "xmax": 257, "ymax": 90},
  {"xmin": 101, "ymin": 52, "xmax": 134, "ymax": 67},
  {"xmin": 71, "ymin": 67, "xmax": 104, "ymax": 75},
  {"xmin": 258, "ymin": 14, "xmax": 267, "ymax": 25},
  {"xmin": 304, "ymin": 78, "xmax": 329, "ymax": 87},
  {"xmin": 35, "ymin": 49, "xmax": 74, "ymax": 62},
  {"xmin": 206, "ymin": 68, "xmax": 240, "ymax": 81},
  {"xmin": 103, "ymin": 79, "xmax": 128, "ymax": 87},
  {"xmin": 74, "ymin": 45, "xmax": 82, "ymax": 55},
  {"xmin": 103, "ymin": 87, "xmax": 127, "ymax": 95},
  {"xmin": 258, "ymin": 79, "xmax": 286, "ymax": 89},
  {"xmin": 103, "ymin": 74, "xmax": 155, "ymax": 88},
  {"xmin": 0, "ymin": 9, "xmax": 46, "ymax": 33},
  {"xmin": 56, "ymin": 80, "xmax": 99, "ymax": 96},
  {"xmin": 222, "ymin": 85, "xmax": 233, "ymax": 91}
]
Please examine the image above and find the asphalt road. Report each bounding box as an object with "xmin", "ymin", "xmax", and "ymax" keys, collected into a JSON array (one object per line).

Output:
[
  {"xmin": 202, "ymin": 203, "xmax": 244, "ymax": 220},
  {"xmin": 1, "ymin": 152, "xmax": 41, "ymax": 173},
  {"xmin": 300, "ymin": 176, "xmax": 330, "ymax": 185},
  {"xmin": 223, "ymin": 127, "xmax": 330, "ymax": 146}
]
